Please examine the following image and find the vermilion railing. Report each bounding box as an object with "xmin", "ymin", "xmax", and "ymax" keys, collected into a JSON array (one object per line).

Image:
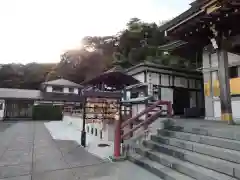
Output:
[
  {"xmin": 114, "ymin": 100, "xmax": 172, "ymax": 158},
  {"xmin": 121, "ymin": 100, "xmax": 171, "ymax": 128},
  {"xmin": 121, "ymin": 110, "xmax": 164, "ymax": 139}
]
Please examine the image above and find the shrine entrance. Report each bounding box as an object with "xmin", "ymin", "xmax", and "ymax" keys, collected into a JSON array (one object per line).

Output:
[
  {"xmin": 162, "ymin": 0, "xmax": 240, "ymax": 124},
  {"xmin": 173, "ymin": 88, "xmax": 190, "ymax": 115}
]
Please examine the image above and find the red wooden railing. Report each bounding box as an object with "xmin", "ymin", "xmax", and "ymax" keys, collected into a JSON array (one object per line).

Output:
[
  {"xmin": 121, "ymin": 110, "xmax": 163, "ymax": 139},
  {"xmin": 114, "ymin": 100, "xmax": 172, "ymax": 158},
  {"xmin": 121, "ymin": 100, "xmax": 171, "ymax": 128}
]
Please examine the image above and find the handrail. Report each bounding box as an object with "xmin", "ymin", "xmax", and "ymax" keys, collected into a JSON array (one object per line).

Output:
[
  {"xmin": 121, "ymin": 100, "xmax": 171, "ymax": 128},
  {"xmin": 121, "ymin": 110, "xmax": 163, "ymax": 140},
  {"xmin": 113, "ymin": 100, "xmax": 172, "ymax": 158}
]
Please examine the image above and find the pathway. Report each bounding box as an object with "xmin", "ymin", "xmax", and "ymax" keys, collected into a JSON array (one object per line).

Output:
[{"xmin": 0, "ymin": 121, "xmax": 160, "ymax": 180}]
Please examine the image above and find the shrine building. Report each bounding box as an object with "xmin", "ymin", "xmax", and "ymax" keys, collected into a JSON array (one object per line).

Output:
[{"xmin": 159, "ymin": 0, "xmax": 240, "ymax": 124}]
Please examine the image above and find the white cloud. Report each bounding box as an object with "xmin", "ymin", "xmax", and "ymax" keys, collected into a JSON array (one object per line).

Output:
[{"xmin": 0, "ymin": 0, "xmax": 190, "ymax": 64}]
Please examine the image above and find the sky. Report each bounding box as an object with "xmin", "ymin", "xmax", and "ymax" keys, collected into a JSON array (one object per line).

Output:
[{"xmin": 0, "ymin": 0, "xmax": 193, "ymax": 64}]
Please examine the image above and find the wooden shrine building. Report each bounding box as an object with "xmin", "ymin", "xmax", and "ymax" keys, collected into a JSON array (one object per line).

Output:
[
  {"xmin": 160, "ymin": 0, "xmax": 240, "ymax": 123},
  {"xmin": 79, "ymin": 70, "xmax": 139, "ymax": 146},
  {"xmin": 81, "ymin": 68, "xmax": 139, "ymax": 91}
]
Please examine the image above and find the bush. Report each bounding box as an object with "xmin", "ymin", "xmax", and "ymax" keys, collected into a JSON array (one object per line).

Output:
[{"xmin": 32, "ymin": 105, "xmax": 63, "ymax": 120}]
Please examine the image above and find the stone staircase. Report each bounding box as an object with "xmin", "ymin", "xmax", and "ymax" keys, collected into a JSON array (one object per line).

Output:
[{"xmin": 128, "ymin": 120, "xmax": 240, "ymax": 180}]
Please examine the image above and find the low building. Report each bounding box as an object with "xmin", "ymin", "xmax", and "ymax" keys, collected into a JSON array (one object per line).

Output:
[
  {"xmin": 125, "ymin": 62, "xmax": 204, "ymax": 117},
  {"xmin": 0, "ymin": 78, "xmax": 83, "ymax": 120}
]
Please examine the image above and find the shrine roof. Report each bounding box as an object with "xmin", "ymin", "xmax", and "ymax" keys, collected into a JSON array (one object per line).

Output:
[
  {"xmin": 159, "ymin": 5, "xmax": 201, "ymax": 32},
  {"xmin": 125, "ymin": 62, "xmax": 202, "ymax": 75},
  {"xmin": 42, "ymin": 78, "xmax": 82, "ymax": 88},
  {"xmin": 157, "ymin": 40, "xmax": 188, "ymax": 51},
  {"xmin": 125, "ymin": 83, "xmax": 148, "ymax": 90},
  {"xmin": 159, "ymin": 0, "xmax": 217, "ymax": 33},
  {"xmin": 121, "ymin": 96, "xmax": 153, "ymax": 105},
  {"xmin": 158, "ymin": 0, "xmax": 240, "ymax": 48},
  {"xmin": 159, "ymin": 0, "xmax": 211, "ymax": 31},
  {"xmin": 81, "ymin": 70, "xmax": 139, "ymax": 87}
]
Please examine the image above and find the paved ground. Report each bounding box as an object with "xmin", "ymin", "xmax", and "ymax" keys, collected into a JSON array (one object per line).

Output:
[{"xmin": 0, "ymin": 121, "xmax": 160, "ymax": 180}]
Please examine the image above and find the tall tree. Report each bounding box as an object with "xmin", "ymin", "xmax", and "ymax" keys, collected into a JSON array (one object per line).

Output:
[{"xmin": 113, "ymin": 18, "xmax": 167, "ymax": 67}]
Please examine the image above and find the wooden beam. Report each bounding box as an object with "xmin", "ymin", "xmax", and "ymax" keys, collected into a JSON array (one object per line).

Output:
[
  {"xmin": 228, "ymin": 1, "xmax": 240, "ymax": 6},
  {"xmin": 167, "ymin": 9, "xmax": 205, "ymax": 33}
]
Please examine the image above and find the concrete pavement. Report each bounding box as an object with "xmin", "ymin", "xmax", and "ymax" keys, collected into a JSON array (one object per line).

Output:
[{"xmin": 0, "ymin": 121, "xmax": 160, "ymax": 180}]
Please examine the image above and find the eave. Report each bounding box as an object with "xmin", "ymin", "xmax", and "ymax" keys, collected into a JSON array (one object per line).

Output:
[
  {"xmin": 164, "ymin": 0, "xmax": 219, "ymax": 34},
  {"xmin": 163, "ymin": 0, "xmax": 240, "ymax": 46},
  {"xmin": 158, "ymin": 40, "xmax": 188, "ymax": 51}
]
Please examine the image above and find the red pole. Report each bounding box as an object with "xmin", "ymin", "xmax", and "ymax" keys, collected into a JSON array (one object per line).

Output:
[
  {"xmin": 167, "ymin": 102, "xmax": 172, "ymax": 117},
  {"xmin": 114, "ymin": 116, "xmax": 121, "ymax": 158}
]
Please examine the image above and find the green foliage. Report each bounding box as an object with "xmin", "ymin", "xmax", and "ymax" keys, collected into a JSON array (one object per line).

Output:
[
  {"xmin": 32, "ymin": 105, "xmax": 63, "ymax": 120},
  {"xmin": 0, "ymin": 63, "xmax": 55, "ymax": 89},
  {"xmin": 113, "ymin": 19, "xmax": 167, "ymax": 67}
]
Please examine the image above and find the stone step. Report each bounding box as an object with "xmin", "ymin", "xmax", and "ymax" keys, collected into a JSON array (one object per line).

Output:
[
  {"xmin": 158, "ymin": 129, "xmax": 240, "ymax": 151},
  {"xmin": 128, "ymin": 153, "xmax": 195, "ymax": 180},
  {"xmin": 135, "ymin": 146, "xmax": 238, "ymax": 180},
  {"xmin": 168, "ymin": 125, "xmax": 240, "ymax": 141},
  {"xmin": 151, "ymin": 135, "xmax": 240, "ymax": 164},
  {"xmin": 143, "ymin": 140, "xmax": 240, "ymax": 178}
]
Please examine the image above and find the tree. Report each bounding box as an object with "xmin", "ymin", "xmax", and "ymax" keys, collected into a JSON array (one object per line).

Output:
[
  {"xmin": 113, "ymin": 18, "xmax": 167, "ymax": 67},
  {"xmin": 0, "ymin": 63, "xmax": 55, "ymax": 89}
]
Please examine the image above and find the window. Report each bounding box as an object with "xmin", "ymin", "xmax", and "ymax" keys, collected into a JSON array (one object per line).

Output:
[
  {"xmin": 180, "ymin": 78, "xmax": 187, "ymax": 87},
  {"xmin": 100, "ymin": 131, "xmax": 103, "ymax": 139},
  {"xmin": 91, "ymin": 128, "xmax": 94, "ymax": 134},
  {"xmin": 131, "ymin": 92, "xmax": 138, "ymax": 99},
  {"xmin": 169, "ymin": 76, "xmax": 172, "ymax": 86},
  {"xmin": 161, "ymin": 74, "xmax": 169, "ymax": 86},
  {"xmin": 52, "ymin": 86, "xmax": 63, "ymax": 92},
  {"xmin": 229, "ymin": 66, "xmax": 238, "ymax": 78},
  {"xmin": 175, "ymin": 77, "xmax": 187, "ymax": 87},
  {"xmin": 189, "ymin": 79, "xmax": 196, "ymax": 89},
  {"xmin": 95, "ymin": 128, "xmax": 98, "ymax": 136},
  {"xmin": 87, "ymin": 126, "xmax": 89, "ymax": 133},
  {"xmin": 69, "ymin": 88, "xmax": 74, "ymax": 93},
  {"xmin": 196, "ymin": 80, "xmax": 202, "ymax": 89},
  {"xmin": 63, "ymin": 106, "xmax": 72, "ymax": 113},
  {"xmin": 211, "ymin": 71, "xmax": 218, "ymax": 81},
  {"xmin": 0, "ymin": 103, "xmax": 3, "ymax": 110},
  {"xmin": 126, "ymin": 91, "xmax": 131, "ymax": 100}
]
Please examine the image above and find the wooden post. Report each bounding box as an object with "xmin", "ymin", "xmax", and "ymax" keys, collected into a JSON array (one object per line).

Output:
[
  {"xmin": 167, "ymin": 101, "xmax": 173, "ymax": 117},
  {"xmin": 217, "ymin": 48, "xmax": 233, "ymax": 124},
  {"xmin": 81, "ymin": 97, "xmax": 87, "ymax": 147},
  {"xmin": 114, "ymin": 101, "xmax": 121, "ymax": 158}
]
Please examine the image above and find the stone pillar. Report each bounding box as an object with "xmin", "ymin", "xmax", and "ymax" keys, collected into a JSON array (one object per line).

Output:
[{"xmin": 217, "ymin": 49, "xmax": 233, "ymax": 124}]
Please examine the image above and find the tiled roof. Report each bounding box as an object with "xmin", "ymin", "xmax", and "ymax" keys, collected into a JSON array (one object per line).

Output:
[
  {"xmin": 158, "ymin": 2, "xmax": 202, "ymax": 32},
  {"xmin": 42, "ymin": 78, "xmax": 82, "ymax": 87},
  {"xmin": 0, "ymin": 88, "xmax": 83, "ymax": 102},
  {"xmin": 158, "ymin": 40, "xmax": 188, "ymax": 51},
  {"xmin": 42, "ymin": 92, "xmax": 82, "ymax": 102},
  {"xmin": 105, "ymin": 66, "xmax": 124, "ymax": 73},
  {"xmin": 0, "ymin": 88, "xmax": 42, "ymax": 100},
  {"xmin": 125, "ymin": 62, "xmax": 202, "ymax": 75}
]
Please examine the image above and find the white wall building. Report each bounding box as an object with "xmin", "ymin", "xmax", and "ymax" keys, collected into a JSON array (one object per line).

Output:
[
  {"xmin": 42, "ymin": 78, "xmax": 81, "ymax": 95},
  {"xmin": 0, "ymin": 78, "xmax": 83, "ymax": 120},
  {"xmin": 125, "ymin": 62, "xmax": 204, "ymax": 116}
]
